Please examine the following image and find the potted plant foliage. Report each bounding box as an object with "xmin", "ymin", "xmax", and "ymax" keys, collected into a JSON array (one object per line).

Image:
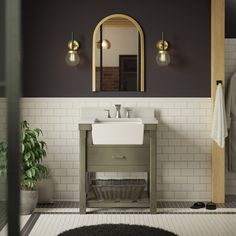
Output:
[{"xmin": 0, "ymin": 120, "xmax": 47, "ymax": 214}]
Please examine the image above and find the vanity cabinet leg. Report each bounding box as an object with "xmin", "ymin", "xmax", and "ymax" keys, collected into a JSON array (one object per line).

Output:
[
  {"xmin": 80, "ymin": 201, "xmax": 86, "ymax": 214},
  {"xmin": 150, "ymin": 130, "xmax": 156, "ymax": 214},
  {"xmin": 147, "ymin": 172, "xmax": 150, "ymax": 198},
  {"xmin": 80, "ymin": 130, "xmax": 86, "ymax": 214}
]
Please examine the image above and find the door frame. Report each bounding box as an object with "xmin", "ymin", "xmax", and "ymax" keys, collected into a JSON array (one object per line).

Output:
[{"xmin": 5, "ymin": 0, "xmax": 22, "ymax": 235}]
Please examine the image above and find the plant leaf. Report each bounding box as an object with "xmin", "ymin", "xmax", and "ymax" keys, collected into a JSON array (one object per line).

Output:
[
  {"xmin": 30, "ymin": 138, "xmax": 35, "ymax": 148},
  {"xmin": 26, "ymin": 169, "xmax": 32, "ymax": 178},
  {"xmin": 21, "ymin": 144, "xmax": 25, "ymax": 153}
]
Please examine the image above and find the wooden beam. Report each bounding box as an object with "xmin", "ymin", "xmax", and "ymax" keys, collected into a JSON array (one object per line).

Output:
[{"xmin": 211, "ymin": 0, "xmax": 225, "ymax": 203}]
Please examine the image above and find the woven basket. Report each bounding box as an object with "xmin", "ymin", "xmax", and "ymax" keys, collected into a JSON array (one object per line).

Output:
[{"xmin": 92, "ymin": 179, "xmax": 146, "ymax": 201}]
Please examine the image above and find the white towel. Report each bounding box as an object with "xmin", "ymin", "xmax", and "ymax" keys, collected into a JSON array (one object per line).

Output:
[{"xmin": 211, "ymin": 84, "xmax": 228, "ymax": 148}]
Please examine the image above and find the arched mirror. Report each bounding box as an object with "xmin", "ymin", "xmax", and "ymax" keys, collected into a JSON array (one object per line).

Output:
[{"xmin": 92, "ymin": 14, "xmax": 144, "ymax": 92}]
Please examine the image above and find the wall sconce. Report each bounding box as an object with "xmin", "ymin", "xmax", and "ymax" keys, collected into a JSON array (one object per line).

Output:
[
  {"xmin": 65, "ymin": 32, "xmax": 80, "ymax": 66},
  {"xmin": 156, "ymin": 32, "xmax": 170, "ymax": 66},
  {"xmin": 96, "ymin": 39, "xmax": 111, "ymax": 49}
]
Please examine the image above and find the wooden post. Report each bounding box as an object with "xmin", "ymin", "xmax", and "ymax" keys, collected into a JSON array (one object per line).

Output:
[{"xmin": 211, "ymin": 0, "xmax": 225, "ymax": 203}]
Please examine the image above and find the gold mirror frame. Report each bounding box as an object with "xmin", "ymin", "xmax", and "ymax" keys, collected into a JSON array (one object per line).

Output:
[{"xmin": 92, "ymin": 14, "xmax": 145, "ymax": 92}]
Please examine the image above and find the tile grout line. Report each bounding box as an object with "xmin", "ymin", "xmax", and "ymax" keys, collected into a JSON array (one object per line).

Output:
[{"xmin": 20, "ymin": 213, "xmax": 40, "ymax": 236}]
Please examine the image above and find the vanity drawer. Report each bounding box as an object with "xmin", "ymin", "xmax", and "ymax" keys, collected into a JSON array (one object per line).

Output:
[{"xmin": 87, "ymin": 147, "xmax": 149, "ymax": 169}]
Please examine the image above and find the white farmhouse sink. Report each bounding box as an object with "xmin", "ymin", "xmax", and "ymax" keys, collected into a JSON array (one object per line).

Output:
[{"xmin": 92, "ymin": 118, "xmax": 144, "ymax": 145}]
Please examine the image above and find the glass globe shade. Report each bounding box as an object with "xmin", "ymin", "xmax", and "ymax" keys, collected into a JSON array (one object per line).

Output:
[
  {"xmin": 156, "ymin": 50, "xmax": 170, "ymax": 66},
  {"xmin": 65, "ymin": 51, "xmax": 80, "ymax": 66}
]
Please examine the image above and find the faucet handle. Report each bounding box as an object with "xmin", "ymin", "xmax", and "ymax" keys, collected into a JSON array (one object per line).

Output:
[
  {"xmin": 125, "ymin": 108, "xmax": 132, "ymax": 118},
  {"xmin": 114, "ymin": 104, "xmax": 121, "ymax": 118},
  {"xmin": 104, "ymin": 109, "xmax": 111, "ymax": 118},
  {"xmin": 114, "ymin": 104, "xmax": 121, "ymax": 109}
]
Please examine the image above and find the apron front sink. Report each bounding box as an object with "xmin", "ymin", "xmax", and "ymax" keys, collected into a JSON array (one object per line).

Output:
[{"xmin": 92, "ymin": 118, "xmax": 144, "ymax": 145}]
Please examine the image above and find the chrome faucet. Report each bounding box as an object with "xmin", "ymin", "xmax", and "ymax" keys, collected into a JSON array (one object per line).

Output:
[{"xmin": 114, "ymin": 104, "xmax": 121, "ymax": 118}]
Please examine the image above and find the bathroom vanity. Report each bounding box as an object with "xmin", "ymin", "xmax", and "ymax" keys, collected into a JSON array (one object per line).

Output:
[{"xmin": 78, "ymin": 107, "xmax": 157, "ymax": 214}]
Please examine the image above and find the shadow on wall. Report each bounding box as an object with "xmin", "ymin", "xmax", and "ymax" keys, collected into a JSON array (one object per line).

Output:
[{"xmin": 166, "ymin": 34, "xmax": 189, "ymax": 70}]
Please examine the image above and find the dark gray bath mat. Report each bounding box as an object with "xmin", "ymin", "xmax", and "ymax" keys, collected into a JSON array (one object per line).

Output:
[{"xmin": 58, "ymin": 224, "xmax": 178, "ymax": 236}]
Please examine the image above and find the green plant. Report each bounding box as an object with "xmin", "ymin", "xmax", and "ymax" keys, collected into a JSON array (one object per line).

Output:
[
  {"xmin": 0, "ymin": 120, "xmax": 48, "ymax": 190},
  {"xmin": 38, "ymin": 166, "xmax": 51, "ymax": 179}
]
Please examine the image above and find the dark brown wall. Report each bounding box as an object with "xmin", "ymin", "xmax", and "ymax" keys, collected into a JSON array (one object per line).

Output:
[
  {"xmin": 0, "ymin": 0, "xmax": 4, "ymax": 84},
  {"xmin": 226, "ymin": 0, "xmax": 236, "ymax": 38},
  {"xmin": 22, "ymin": 0, "xmax": 211, "ymax": 97}
]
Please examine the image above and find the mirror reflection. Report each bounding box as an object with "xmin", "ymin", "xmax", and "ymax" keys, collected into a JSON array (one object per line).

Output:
[{"xmin": 93, "ymin": 14, "xmax": 144, "ymax": 92}]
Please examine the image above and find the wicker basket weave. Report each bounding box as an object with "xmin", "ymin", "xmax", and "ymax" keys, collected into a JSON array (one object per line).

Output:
[{"xmin": 92, "ymin": 179, "xmax": 146, "ymax": 201}]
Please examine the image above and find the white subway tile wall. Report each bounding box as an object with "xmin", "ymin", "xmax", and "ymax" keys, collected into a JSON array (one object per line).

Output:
[
  {"xmin": 225, "ymin": 39, "xmax": 236, "ymax": 83},
  {"xmin": 225, "ymin": 39, "xmax": 236, "ymax": 195},
  {"xmin": 17, "ymin": 97, "xmax": 212, "ymax": 201}
]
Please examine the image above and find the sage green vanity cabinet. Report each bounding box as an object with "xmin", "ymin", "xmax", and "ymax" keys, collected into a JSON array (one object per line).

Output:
[{"xmin": 79, "ymin": 123, "xmax": 157, "ymax": 214}]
